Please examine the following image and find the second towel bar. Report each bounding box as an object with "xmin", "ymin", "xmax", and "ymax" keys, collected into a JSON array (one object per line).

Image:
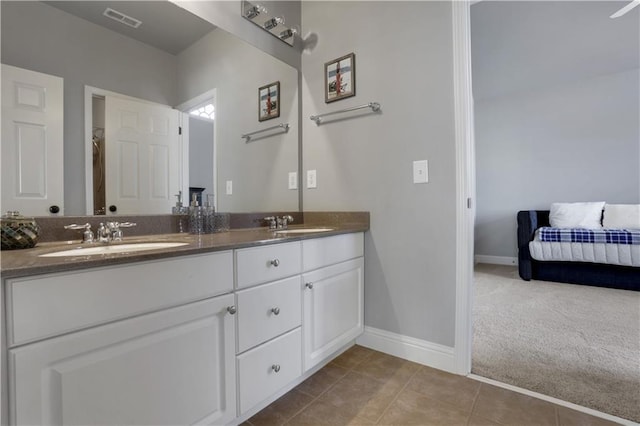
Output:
[
  {"xmin": 310, "ymin": 102, "xmax": 381, "ymax": 125},
  {"xmin": 241, "ymin": 123, "xmax": 289, "ymax": 141}
]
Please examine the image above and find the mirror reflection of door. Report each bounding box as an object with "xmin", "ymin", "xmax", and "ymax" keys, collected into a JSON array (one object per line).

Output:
[{"xmin": 90, "ymin": 90, "xmax": 181, "ymax": 215}]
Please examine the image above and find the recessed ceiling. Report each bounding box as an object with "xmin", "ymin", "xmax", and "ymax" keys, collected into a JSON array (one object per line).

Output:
[
  {"xmin": 471, "ymin": 1, "xmax": 640, "ymax": 100},
  {"xmin": 45, "ymin": 1, "xmax": 216, "ymax": 55}
]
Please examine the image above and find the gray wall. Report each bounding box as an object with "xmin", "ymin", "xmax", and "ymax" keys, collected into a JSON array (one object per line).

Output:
[
  {"xmin": 301, "ymin": 2, "xmax": 457, "ymax": 347},
  {"xmin": 177, "ymin": 29, "xmax": 299, "ymax": 212},
  {"xmin": 472, "ymin": 1, "xmax": 640, "ymax": 259},
  {"xmin": 1, "ymin": 2, "xmax": 177, "ymax": 215},
  {"xmin": 189, "ymin": 117, "xmax": 215, "ymax": 200}
]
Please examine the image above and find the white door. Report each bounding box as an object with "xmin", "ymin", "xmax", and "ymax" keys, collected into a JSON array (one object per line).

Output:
[
  {"xmin": 1, "ymin": 64, "xmax": 64, "ymax": 216},
  {"xmin": 302, "ymin": 257, "xmax": 364, "ymax": 371},
  {"xmin": 9, "ymin": 295, "xmax": 237, "ymax": 426},
  {"xmin": 105, "ymin": 96, "xmax": 179, "ymax": 214}
]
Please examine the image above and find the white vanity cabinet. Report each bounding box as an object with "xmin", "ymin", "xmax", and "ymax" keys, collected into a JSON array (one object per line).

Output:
[
  {"xmin": 302, "ymin": 233, "xmax": 364, "ymax": 371},
  {"xmin": 4, "ymin": 251, "xmax": 237, "ymax": 426}
]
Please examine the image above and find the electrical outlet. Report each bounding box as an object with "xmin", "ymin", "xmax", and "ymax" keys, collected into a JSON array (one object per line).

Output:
[
  {"xmin": 226, "ymin": 180, "xmax": 233, "ymax": 195},
  {"xmin": 307, "ymin": 170, "xmax": 317, "ymax": 189},
  {"xmin": 288, "ymin": 172, "xmax": 298, "ymax": 190},
  {"xmin": 413, "ymin": 160, "xmax": 428, "ymax": 184}
]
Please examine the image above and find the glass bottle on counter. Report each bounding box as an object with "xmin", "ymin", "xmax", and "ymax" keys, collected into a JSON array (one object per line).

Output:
[
  {"xmin": 188, "ymin": 194, "xmax": 204, "ymax": 234},
  {"xmin": 204, "ymin": 194, "xmax": 216, "ymax": 234}
]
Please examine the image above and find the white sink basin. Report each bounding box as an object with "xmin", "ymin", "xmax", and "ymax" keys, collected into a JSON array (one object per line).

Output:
[
  {"xmin": 40, "ymin": 242, "xmax": 189, "ymax": 257},
  {"xmin": 274, "ymin": 228, "xmax": 334, "ymax": 234}
]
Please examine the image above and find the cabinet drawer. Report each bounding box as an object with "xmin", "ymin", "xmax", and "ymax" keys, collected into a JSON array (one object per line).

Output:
[
  {"xmin": 236, "ymin": 241, "xmax": 301, "ymax": 288},
  {"xmin": 302, "ymin": 232, "xmax": 364, "ymax": 272},
  {"xmin": 237, "ymin": 328, "xmax": 302, "ymax": 414},
  {"xmin": 237, "ymin": 276, "xmax": 301, "ymax": 353},
  {"xmin": 7, "ymin": 251, "xmax": 233, "ymax": 346}
]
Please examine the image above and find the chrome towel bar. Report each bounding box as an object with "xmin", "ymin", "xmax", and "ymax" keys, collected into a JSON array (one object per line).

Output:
[
  {"xmin": 310, "ymin": 102, "xmax": 381, "ymax": 125},
  {"xmin": 241, "ymin": 123, "xmax": 290, "ymax": 141}
]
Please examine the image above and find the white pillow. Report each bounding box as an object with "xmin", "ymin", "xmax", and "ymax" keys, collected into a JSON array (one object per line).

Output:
[
  {"xmin": 549, "ymin": 202, "xmax": 605, "ymax": 229},
  {"xmin": 603, "ymin": 204, "xmax": 640, "ymax": 229}
]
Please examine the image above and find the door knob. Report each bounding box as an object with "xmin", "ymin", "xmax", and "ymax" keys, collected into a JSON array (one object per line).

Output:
[
  {"xmin": 272, "ymin": 364, "xmax": 281, "ymax": 373},
  {"xmin": 270, "ymin": 259, "xmax": 280, "ymax": 267},
  {"xmin": 49, "ymin": 205, "xmax": 60, "ymax": 214},
  {"xmin": 305, "ymin": 282, "xmax": 314, "ymax": 289},
  {"xmin": 109, "ymin": 205, "xmax": 117, "ymax": 212},
  {"xmin": 271, "ymin": 307, "xmax": 280, "ymax": 315},
  {"xmin": 227, "ymin": 306, "xmax": 237, "ymax": 315}
]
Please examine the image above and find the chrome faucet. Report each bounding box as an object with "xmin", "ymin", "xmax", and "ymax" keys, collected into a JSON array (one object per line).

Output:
[
  {"xmin": 279, "ymin": 215, "xmax": 294, "ymax": 229},
  {"xmin": 263, "ymin": 216, "xmax": 277, "ymax": 230},
  {"xmin": 97, "ymin": 222, "xmax": 136, "ymax": 243},
  {"xmin": 64, "ymin": 223, "xmax": 94, "ymax": 243}
]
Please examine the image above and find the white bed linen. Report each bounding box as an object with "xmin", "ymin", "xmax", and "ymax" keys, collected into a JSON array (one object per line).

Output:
[{"xmin": 529, "ymin": 235, "xmax": 640, "ymax": 267}]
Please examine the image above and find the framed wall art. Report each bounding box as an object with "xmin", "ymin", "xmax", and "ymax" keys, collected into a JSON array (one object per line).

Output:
[
  {"xmin": 325, "ymin": 53, "xmax": 355, "ymax": 103},
  {"xmin": 258, "ymin": 81, "xmax": 280, "ymax": 121}
]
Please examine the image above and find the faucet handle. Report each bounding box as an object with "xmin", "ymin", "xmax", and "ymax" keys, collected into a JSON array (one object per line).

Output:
[
  {"xmin": 118, "ymin": 222, "xmax": 137, "ymax": 228},
  {"xmin": 64, "ymin": 223, "xmax": 94, "ymax": 243},
  {"xmin": 263, "ymin": 216, "xmax": 277, "ymax": 230}
]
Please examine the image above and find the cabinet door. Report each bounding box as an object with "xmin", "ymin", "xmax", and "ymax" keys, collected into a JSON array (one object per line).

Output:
[
  {"xmin": 302, "ymin": 257, "xmax": 364, "ymax": 371},
  {"xmin": 9, "ymin": 296, "xmax": 237, "ymax": 426}
]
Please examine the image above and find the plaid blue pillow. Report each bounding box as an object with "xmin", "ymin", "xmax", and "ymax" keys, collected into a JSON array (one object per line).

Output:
[{"xmin": 539, "ymin": 227, "xmax": 640, "ymax": 245}]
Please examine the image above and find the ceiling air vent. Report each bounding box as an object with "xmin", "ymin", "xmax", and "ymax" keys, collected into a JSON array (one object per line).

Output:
[{"xmin": 102, "ymin": 8, "xmax": 142, "ymax": 29}]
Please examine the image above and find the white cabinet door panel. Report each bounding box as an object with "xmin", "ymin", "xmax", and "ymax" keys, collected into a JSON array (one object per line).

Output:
[
  {"xmin": 9, "ymin": 295, "xmax": 237, "ymax": 426},
  {"xmin": 303, "ymin": 258, "xmax": 364, "ymax": 371},
  {"xmin": 1, "ymin": 64, "xmax": 64, "ymax": 215}
]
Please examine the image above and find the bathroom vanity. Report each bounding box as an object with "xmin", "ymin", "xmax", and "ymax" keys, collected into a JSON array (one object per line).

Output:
[{"xmin": 0, "ymin": 225, "xmax": 366, "ymax": 425}]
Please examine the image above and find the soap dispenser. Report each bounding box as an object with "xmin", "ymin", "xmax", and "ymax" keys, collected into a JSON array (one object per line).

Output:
[
  {"xmin": 188, "ymin": 193, "xmax": 204, "ymax": 234},
  {"xmin": 172, "ymin": 191, "xmax": 188, "ymax": 233},
  {"xmin": 204, "ymin": 194, "xmax": 216, "ymax": 234}
]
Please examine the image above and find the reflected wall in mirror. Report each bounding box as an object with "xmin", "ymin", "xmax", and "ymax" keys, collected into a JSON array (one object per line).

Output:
[{"xmin": 0, "ymin": 0, "xmax": 299, "ymax": 216}]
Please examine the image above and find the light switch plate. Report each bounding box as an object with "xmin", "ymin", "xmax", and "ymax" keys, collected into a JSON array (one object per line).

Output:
[
  {"xmin": 288, "ymin": 172, "xmax": 298, "ymax": 190},
  {"xmin": 413, "ymin": 160, "xmax": 428, "ymax": 184},
  {"xmin": 307, "ymin": 170, "xmax": 317, "ymax": 189},
  {"xmin": 226, "ymin": 180, "xmax": 233, "ymax": 195}
]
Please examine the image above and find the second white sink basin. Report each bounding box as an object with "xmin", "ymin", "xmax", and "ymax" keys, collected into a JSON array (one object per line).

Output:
[
  {"xmin": 40, "ymin": 242, "xmax": 189, "ymax": 257},
  {"xmin": 274, "ymin": 228, "xmax": 334, "ymax": 234}
]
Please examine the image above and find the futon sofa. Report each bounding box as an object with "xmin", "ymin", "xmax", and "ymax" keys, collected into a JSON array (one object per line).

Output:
[{"xmin": 517, "ymin": 210, "xmax": 640, "ymax": 291}]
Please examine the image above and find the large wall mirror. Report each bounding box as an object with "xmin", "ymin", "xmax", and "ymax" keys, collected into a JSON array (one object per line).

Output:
[{"xmin": 1, "ymin": 0, "xmax": 299, "ymax": 216}]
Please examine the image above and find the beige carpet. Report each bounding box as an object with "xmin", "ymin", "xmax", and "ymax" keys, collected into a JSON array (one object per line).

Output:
[{"xmin": 472, "ymin": 263, "xmax": 640, "ymax": 422}]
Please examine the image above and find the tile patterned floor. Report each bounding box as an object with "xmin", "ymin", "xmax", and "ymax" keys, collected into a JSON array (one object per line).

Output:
[{"xmin": 245, "ymin": 345, "xmax": 619, "ymax": 426}]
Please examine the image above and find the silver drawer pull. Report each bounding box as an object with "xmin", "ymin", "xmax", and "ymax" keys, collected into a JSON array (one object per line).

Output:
[
  {"xmin": 305, "ymin": 282, "xmax": 314, "ymax": 289},
  {"xmin": 271, "ymin": 307, "xmax": 280, "ymax": 315},
  {"xmin": 227, "ymin": 306, "xmax": 237, "ymax": 315},
  {"xmin": 272, "ymin": 364, "xmax": 281, "ymax": 373},
  {"xmin": 270, "ymin": 259, "xmax": 280, "ymax": 267}
]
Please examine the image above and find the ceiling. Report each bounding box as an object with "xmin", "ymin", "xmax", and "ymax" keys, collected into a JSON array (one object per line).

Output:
[
  {"xmin": 471, "ymin": 1, "xmax": 640, "ymax": 100},
  {"xmin": 46, "ymin": 1, "xmax": 216, "ymax": 55}
]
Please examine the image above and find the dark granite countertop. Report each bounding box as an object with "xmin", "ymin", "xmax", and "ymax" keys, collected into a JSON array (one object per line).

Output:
[{"xmin": 1, "ymin": 224, "xmax": 368, "ymax": 279}]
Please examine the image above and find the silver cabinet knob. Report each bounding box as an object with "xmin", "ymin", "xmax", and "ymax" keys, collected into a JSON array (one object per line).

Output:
[
  {"xmin": 271, "ymin": 307, "xmax": 280, "ymax": 315},
  {"xmin": 270, "ymin": 259, "xmax": 280, "ymax": 267},
  {"xmin": 305, "ymin": 282, "xmax": 314, "ymax": 289},
  {"xmin": 227, "ymin": 306, "xmax": 237, "ymax": 315},
  {"xmin": 272, "ymin": 364, "xmax": 281, "ymax": 373}
]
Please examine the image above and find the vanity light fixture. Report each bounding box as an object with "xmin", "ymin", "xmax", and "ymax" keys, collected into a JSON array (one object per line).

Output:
[
  {"xmin": 245, "ymin": 4, "xmax": 266, "ymax": 20},
  {"xmin": 279, "ymin": 28, "xmax": 296, "ymax": 40},
  {"xmin": 264, "ymin": 17, "xmax": 284, "ymax": 30}
]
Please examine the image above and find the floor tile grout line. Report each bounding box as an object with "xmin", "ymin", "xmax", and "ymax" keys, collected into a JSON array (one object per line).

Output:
[
  {"xmin": 371, "ymin": 364, "xmax": 423, "ymax": 425},
  {"xmin": 283, "ymin": 365, "xmax": 352, "ymax": 424},
  {"xmin": 465, "ymin": 380, "xmax": 485, "ymax": 425}
]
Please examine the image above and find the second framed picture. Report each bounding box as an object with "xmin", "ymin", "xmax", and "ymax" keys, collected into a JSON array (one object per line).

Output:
[
  {"xmin": 258, "ymin": 81, "xmax": 280, "ymax": 121},
  {"xmin": 325, "ymin": 53, "xmax": 355, "ymax": 103}
]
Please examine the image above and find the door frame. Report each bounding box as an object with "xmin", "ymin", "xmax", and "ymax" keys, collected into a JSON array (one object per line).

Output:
[
  {"xmin": 452, "ymin": 0, "xmax": 475, "ymax": 375},
  {"xmin": 174, "ymin": 88, "xmax": 218, "ymax": 210}
]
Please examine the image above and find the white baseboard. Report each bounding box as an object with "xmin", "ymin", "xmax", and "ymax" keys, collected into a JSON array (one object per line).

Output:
[
  {"xmin": 474, "ymin": 255, "xmax": 517, "ymax": 266},
  {"xmin": 356, "ymin": 326, "xmax": 456, "ymax": 374}
]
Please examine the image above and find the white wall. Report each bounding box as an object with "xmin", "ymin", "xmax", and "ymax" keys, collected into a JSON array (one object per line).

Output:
[
  {"xmin": 189, "ymin": 117, "xmax": 215, "ymax": 201},
  {"xmin": 177, "ymin": 29, "xmax": 299, "ymax": 212},
  {"xmin": 302, "ymin": 1, "xmax": 457, "ymax": 347},
  {"xmin": 1, "ymin": 2, "xmax": 177, "ymax": 215},
  {"xmin": 472, "ymin": 1, "xmax": 640, "ymax": 259}
]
